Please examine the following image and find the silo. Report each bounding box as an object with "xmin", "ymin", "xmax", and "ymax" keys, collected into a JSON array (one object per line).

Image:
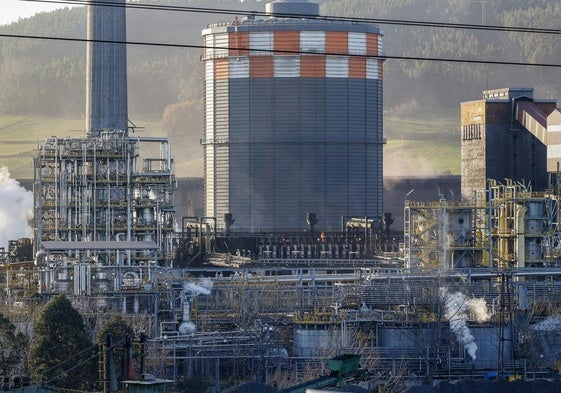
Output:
[{"xmin": 202, "ymin": 0, "xmax": 384, "ymax": 232}]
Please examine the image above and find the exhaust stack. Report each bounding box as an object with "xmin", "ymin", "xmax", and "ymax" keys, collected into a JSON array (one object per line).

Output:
[{"xmin": 86, "ymin": 0, "xmax": 128, "ymax": 136}]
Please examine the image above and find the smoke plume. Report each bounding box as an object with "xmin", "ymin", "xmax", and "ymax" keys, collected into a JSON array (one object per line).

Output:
[
  {"xmin": 0, "ymin": 167, "xmax": 33, "ymax": 248},
  {"xmin": 441, "ymin": 289, "xmax": 491, "ymax": 361},
  {"xmin": 183, "ymin": 277, "xmax": 213, "ymax": 295}
]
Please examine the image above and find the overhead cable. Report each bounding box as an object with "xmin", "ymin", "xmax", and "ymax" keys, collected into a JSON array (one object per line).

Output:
[
  {"xmin": 1, "ymin": 31, "xmax": 560, "ymax": 69},
  {"xmin": 20, "ymin": 0, "xmax": 561, "ymax": 36}
]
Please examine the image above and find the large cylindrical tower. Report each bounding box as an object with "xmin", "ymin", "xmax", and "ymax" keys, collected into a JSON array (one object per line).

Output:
[{"xmin": 202, "ymin": 0, "xmax": 384, "ymax": 232}]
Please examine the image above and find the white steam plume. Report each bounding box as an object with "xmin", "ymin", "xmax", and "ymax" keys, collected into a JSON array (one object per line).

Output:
[
  {"xmin": 441, "ymin": 289, "xmax": 491, "ymax": 361},
  {"xmin": 0, "ymin": 168, "xmax": 33, "ymax": 247},
  {"xmin": 468, "ymin": 298, "xmax": 491, "ymax": 323},
  {"xmin": 183, "ymin": 277, "xmax": 213, "ymax": 295}
]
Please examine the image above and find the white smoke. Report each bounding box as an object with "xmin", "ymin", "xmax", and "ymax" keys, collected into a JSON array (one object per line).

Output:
[
  {"xmin": 183, "ymin": 277, "xmax": 213, "ymax": 295},
  {"xmin": 468, "ymin": 297, "xmax": 491, "ymax": 323},
  {"xmin": 441, "ymin": 289, "xmax": 491, "ymax": 361},
  {"xmin": 0, "ymin": 167, "xmax": 33, "ymax": 247}
]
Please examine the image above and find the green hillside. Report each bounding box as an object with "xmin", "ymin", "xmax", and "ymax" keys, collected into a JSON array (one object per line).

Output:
[{"xmin": 0, "ymin": 0, "xmax": 559, "ymax": 179}]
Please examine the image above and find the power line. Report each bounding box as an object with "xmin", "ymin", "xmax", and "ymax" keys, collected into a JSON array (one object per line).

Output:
[
  {"xmin": 21, "ymin": 0, "xmax": 561, "ymax": 36},
  {"xmin": 1, "ymin": 31, "xmax": 560, "ymax": 69}
]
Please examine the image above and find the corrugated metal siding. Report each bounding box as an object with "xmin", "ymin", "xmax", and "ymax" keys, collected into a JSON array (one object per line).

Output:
[
  {"xmin": 326, "ymin": 57, "xmax": 348, "ymax": 78},
  {"xmin": 348, "ymin": 32, "xmax": 366, "ymax": 55},
  {"xmin": 204, "ymin": 62, "xmax": 214, "ymax": 140},
  {"xmin": 228, "ymin": 144, "xmax": 250, "ymax": 222},
  {"xmin": 300, "ymin": 56, "xmax": 326, "ymax": 77},
  {"xmin": 214, "ymin": 145, "xmax": 229, "ymax": 217},
  {"xmin": 214, "ymin": 79, "xmax": 229, "ymax": 141},
  {"xmin": 548, "ymin": 133, "xmax": 561, "ymax": 145},
  {"xmin": 326, "ymin": 31, "xmax": 348, "ymax": 54},
  {"xmin": 204, "ymin": 34, "xmax": 214, "ymax": 59},
  {"xmin": 300, "ymin": 31, "xmax": 325, "ymax": 53},
  {"xmin": 274, "ymin": 31, "xmax": 300, "ymax": 54},
  {"xmin": 250, "ymin": 146, "xmax": 273, "ymax": 230},
  {"xmin": 325, "ymin": 77, "xmax": 349, "ymax": 225},
  {"xmin": 548, "ymin": 144, "xmax": 561, "ymax": 172},
  {"xmin": 366, "ymin": 58, "xmax": 379, "ymax": 80},
  {"xmin": 274, "ymin": 144, "xmax": 301, "ymax": 228},
  {"xmin": 250, "ymin": 57, "xmax": 274, "ymax": 78},
  {"xmin": 366, "ymin": 34, "xmax": 379, "ymax": 56},
  {"xmin": 204, "ymin": 60, "xmax": 214, "ymax": 81},
  {"xmin": 225, "ymin": 77, "xmax": 383, "ymax": 231},
  {"xmin": 248, "ymin": 80, "xmax": 274, "ymax": 229},
  {"xmin": 203, "ymin": 25, "xmax": 384, "ymax": 230},
  {"xmin": 515, "ymin": 100, "xmax": 547, "ymax": 144},
  {"xmin": 250, "ymin": 31, "xmax": 273, "ymax": 55},
  {"xmin": 366, "ymin": 80, "xmax": 383, "ymax": 143},
  {"xmin": 229, "ymin": 79, "xmax": 251, "ymax": 143},
  {"xmin": 348, "ymin": 147, "xmax": 366, "ymax": 214},
  {"xmin": 214, "ymin": 33, "xmax": 229, "ymax": 58},
  {"xmin": 229, "ymin": 31, "xmax": 249, "ymax": 56},
  {"xmin": 366, "ymin": 80, "xmax": 383, "ymax": 216},
  {"xmin": 214, "ymin": 58, "xmax": 229, "ymax": 80},
  {"xmin": 273, "ymin": 78, "xmax": 300, "ymax": 140},
  {"xmin": 205, "ymin": 148, "xmax": 215, "ymax": 217},
  {"xmin": 229, "ymin": 57, "xmax": 249, "ymax": 78},
  {"xmin": 349, "ymin": 79, "xmax": 369, "ymax": 215},
  {"xmin": 349, "ymin": 58, "xmax": 366, "ymax": 79},
  {"xmin": 348, "ymin": 79, "xmax": 366, "ymax": 142},
  {"xmin": 274, "ymin": 56, "xmax": 300, "ymax": 77},
  {"xmin": 301, "ymin": 78, "xmax": 327, "ymax": 224},
  {"xmin": 300, "ymin": 79, "xmax": 326, "ymax": 142},
  {"xmin": 250, "ymin": 79, "xmax": 273, "ymax": 144},
  {"xmin": 229, "ymin": 80, "xmax": 251, "ymax": 223}
]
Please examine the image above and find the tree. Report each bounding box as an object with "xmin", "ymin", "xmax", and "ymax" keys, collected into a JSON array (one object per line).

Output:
[
  {"xmin": 0, "ymin": 313, "xmax": 28, "ymax": 376},
  {"xmin": 29, "ymin": 294, "xmax": 98, "ymax": 390},
  {"xmin": 97, "ymin": 314, "xmax": 137, "ymax": 387},
  {"xmin": 96, "ymin": 315, "xmax": 134, "ymax": 344}
]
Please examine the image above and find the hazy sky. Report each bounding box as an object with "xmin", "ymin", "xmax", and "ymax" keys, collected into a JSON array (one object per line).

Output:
[{"xmin": 0, "ymin": 1, "xmax": 78, "ymax": 26}]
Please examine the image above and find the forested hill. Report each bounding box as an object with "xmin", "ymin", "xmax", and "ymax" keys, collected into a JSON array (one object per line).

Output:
[{"xmin": 0, "ymin": 0, "xmax": 560, "ymax": 175}]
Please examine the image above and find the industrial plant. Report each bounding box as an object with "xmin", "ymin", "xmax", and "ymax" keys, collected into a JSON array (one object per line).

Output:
[{"xmin": 4, "ymin": 0, "xmax": 561, "ymax": 392}]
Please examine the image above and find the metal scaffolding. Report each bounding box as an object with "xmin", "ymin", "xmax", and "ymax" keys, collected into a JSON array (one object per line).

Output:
[
  {"xmin": 33, "ymin": 130, "xmax": 176, "ymax": 266},
  {"xmin": 404, "ymin": 197, "xmax": 490, "ymax": 269},
  {"xmin": 405, "ymin": 180, "xmax": 561, "ymax": 269}
]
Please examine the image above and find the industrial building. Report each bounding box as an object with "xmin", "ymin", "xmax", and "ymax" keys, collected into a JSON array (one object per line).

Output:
[
  {"xmin": 12, "ymin": 0, "xmax": 561, "ymax": 390},
  {"xmin": 201, "ymin": 0, "xmax": 385, "ymax": 232},
  {"xmin": 404, "ymin": 180, "xmax": 561, "ymax": 269},
  {"xmin": 461, "ymin": 87, "xmax": 561, "ymax": 200},
  {"xmin": 33, "ymin": 0, "xmax": 177, "ymax": 267}
]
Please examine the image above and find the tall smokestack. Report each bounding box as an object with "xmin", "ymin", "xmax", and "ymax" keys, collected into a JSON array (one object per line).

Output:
[{"xmin": 86, "ymin": 0, "xmax": 128, "ymax": 136}]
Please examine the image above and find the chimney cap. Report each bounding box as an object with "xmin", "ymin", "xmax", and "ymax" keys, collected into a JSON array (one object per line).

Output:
[{"xmin": 265, "ymin": 0, "xmax": 320, "ymax": 17}]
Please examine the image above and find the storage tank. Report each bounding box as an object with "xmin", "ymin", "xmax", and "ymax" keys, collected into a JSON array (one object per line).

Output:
[{"xmin": 202, "ymin": 0, "xmax": 384, "ymax": 231}]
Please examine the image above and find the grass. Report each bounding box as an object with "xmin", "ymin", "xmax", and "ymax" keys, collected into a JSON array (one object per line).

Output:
[
  {"xmin": 384, "ymin": 113, "xmax": 460, "ymax": 177},
  {"xmin": 0, "ymin": 116, "xmax": 168, "ymax": 179},
  {"xmin": 0, "ymin": 114, "xmax": 461, "ymax": 180}
]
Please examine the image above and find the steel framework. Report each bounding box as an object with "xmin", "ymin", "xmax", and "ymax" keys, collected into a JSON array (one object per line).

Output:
[{"xmin": 33, "ymin": 130, "xmax": 176, "ymax": 266}]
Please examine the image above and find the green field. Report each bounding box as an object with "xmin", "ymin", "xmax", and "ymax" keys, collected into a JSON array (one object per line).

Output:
[
  {"xmin": 0, "ymin": 117, "xmax": 167, "ymax": 179},
  {"xmin": 0, "ymin": 114, "xmax": 460, "ymax": 180},
  {"xmin": 384, "ymin": 113, "xmax": 460, "ymax": 177}
]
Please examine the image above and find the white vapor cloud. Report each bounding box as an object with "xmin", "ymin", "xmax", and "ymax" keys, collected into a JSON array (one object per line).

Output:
[{"xmin": 0, "ymin": 167, "xmax": 33, "ymax": 248}]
